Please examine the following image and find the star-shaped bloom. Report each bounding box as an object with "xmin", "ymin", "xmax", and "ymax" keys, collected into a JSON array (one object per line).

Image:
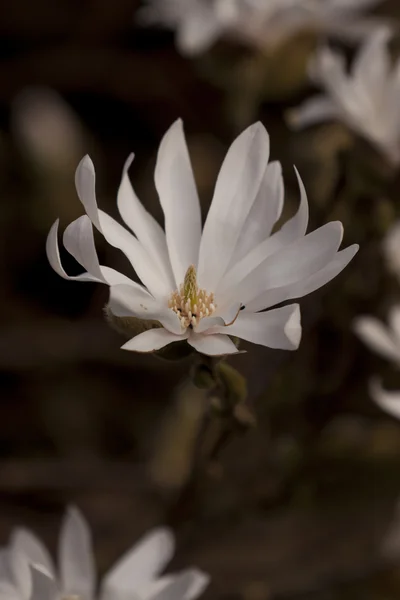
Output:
[
  {"xmin": 288, "ymin": 29, "xmax": 400, "ymax": 165},
  {"xmin": 139, "ymin": 0, "xmax": 385, "ymax": 56},
  {"xmin": 354, "ymin": 307, "xmax": 400, "ymax": 420},
  {"xmin": 0, "ymin": 506, "xmax": 208, "ymax": 600},
  {"xmin": 46, "ymin": 120, "xmax": 357, "ymax": 357}
]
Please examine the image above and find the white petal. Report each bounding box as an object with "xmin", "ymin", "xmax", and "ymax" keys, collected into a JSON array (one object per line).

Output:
[
  {"xmin": 121, "ymin": 329, "xmax": 188, "ymax": 353},
  {"xmin": 46, "ymin": 219, "xmax": 134, "ymax": 287},
  {"xmin": 117, "ymin": 155, "xmax": 175, "ymax": 289},
  {"xmin": 148, "ymin": 570, "xmax": 209, "ymax": 600},
  {"xmin": 246, "ymin": 244, "xmax": 359, "ymax": 312},
  {"xmin": 353, "ymin": 316, "xmax": 400, "ymax": 364},
  {"xmin": 8, "ymin": 550, "xmax": 30, "ymax": 600},
  {"xmin": 221, "ymin": 220, "xmax": 343, "ymax": 309},
  {"xmin": 10, "ymin": 530, "xmax": 54, "ymax": 577},
  {"xmin": 0, "ymin": 581, "xmax": 20, "ymax": 600},
  {"xmin": 370, "ymin": 378, "xmax": 400, "ymax": 420},
  {"xmin": 229, "ymin": 161, "xmax": 284, "ymax": 265},
  {"xmin": 388, "ymin": 305, "xmax": 400, "ymax": 345},
  {"xmin": 352, "ymin": 29, "xmax": 391, "ymax": 92},
  {"xmin": 211, "ymin": 304, "xmax": 301, "ymax": 350},
  {"xmin": 217, "ymin": 168, "xmax": 309, "ymax": 300},
  {"xmin": 75, "ymin": 156, "xmax": 171, "ymax": 298},
  {"xmin": 59, "ymin": 506, "xmax": 95, "ymax": 599},
  {"xmin": 288, "ymin": 95, "xmax": 338, "ymax": 130},
  {"xmin": 187, "ymin": 333, "xmax": 241, "ymax": 356},
  {"xmin": 29, "ymin": 567, "xmax": 57, "ymax": 600},
  {"xmin": 194, "ymin": 302, "xmax": 242, "ymax": 334},
  {"xmin": 0, "ymin": 550, "xmax": 11, "ymax": 582},
  {"xmin": 154, "ymin": 120, "xmax": 202, "ymax": 287},
  {"xmin": 176, "ymin": 8, "xmax": 222, "ymax": 55},
  {"xmin": 102, "ymin": 528, "xmax": 174, "ymax": 597},
  {"xmin": 197, "ymin": 122, "xmax": 270, "ymax": 292},
  {"xmin": 63, "ymin": 215, "xmax": 107, "ymax": 282},
  {"xmin": 108, "ymin": 285, "xmax": 182, "ymax": 335},
  {"xmin": 138, "ymin": 570, "xmax": 209, "ymax": 600}
]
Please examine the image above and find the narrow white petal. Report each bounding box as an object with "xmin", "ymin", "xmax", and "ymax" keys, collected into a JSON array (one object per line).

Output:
[
  {"xmin": 176, "ymin": 8, "xmax": 222, "ymax": 55},
  {"xmin": 63, "ymin": 215, "xmax": 106, "ymax": 282},
  {"xmin": 221, "ymin": 221, "xmax": 343, "ymax": 309},
  {"xmin": 8, "ymin": 550, "xmax": 30, "ymax": 600},
  {"xmin": 288, "ymin": 95, "xmax": 338, "ymax": 130},
  {"xmin": 370, "ymin": 378, "xmax": 400, "ymax": 420},
  {"xmin": 217, "ymin": 168, "xmax": 309, "ymax": 299},
  {"xmin": 0, "ymin": 581, "xmax": 21, "ymax": 600},
  {"xmin": 197, "ymin": 122, "xmax": 270, "ymax": 291},
  {"xmin": 154, "ymin": 119, "xmax": 202, "ymax": 286},
  {"xmin": 29, "ymin": 567, "xmax": 57, "ymax": 600},
  {"xmin": 117, "ymin": 155, "xmax": 175, "ymax": 289},
  {"xmin": 109, "ymin": 285, "xmax": 182, "ymax": 335},
  {"xmin": 246, "ymin": 244, "xmax": 359, "ymax": 312},
  {"xmin": 211, "ymin": 304, "xmax": 301, "ymax": 350},
  {"xmin": 59, "ymin": 506, "xmax": 96, "ymax": 599},
  {"xmin": 230, "ymin": 161, "xmax": 284, "ymax": 265},
  {"xmin": 75, "ymin": 156, "xmax": 171, "ymax": 298},
  {"xmin": 188, "ymin": 333, "xmax": 241, "ymax": 356},
  {"xmin": 122, "ymin": 329, "xmax": 188, "ymax": 353},
  {"xmin": 388, "ymin": 305, "xmax": 400, "ymax": 345},
  {"xmin": 352, "ymin": 29, "xmax": 391, "ymax": 91},
  {"xmin": 102, "ymin": 528, "xmax": 174, "ymax": 597},
  {"xmin": 148, "ymin": 569, "xmax": 209, "ymax": 600},
  {"xmin": 11, "ymin": 530, "xmax": 54, "ymax": 577},
  {"xmin": 353, "ymin": 316, "xmax": 400, "ymax": 364},
  {"xmin": 194, "ymin": 302, "xmax": 242, "ymax": 333}
]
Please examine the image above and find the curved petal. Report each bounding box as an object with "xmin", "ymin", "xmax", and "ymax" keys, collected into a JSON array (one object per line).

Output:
[
  {"xmin": 197, "ymin": 122, "xmax": 270, "ymax": 292},
  {"xmin": 217, "ymin": 168, "xmax": 309, "ymax": 299},
  {"xmin": 246, "ymin": 243, "xmax": 359, "ymax": 312},
  {"xmin": 59, "ymin": 506, "xmax": 96, "ymax": 599},
  {"xmin": 46, "ymin": 219, "xmax": 137, "ymax": 287},
  {"xmin": 63, "ymin": 215, "xmax": 107, "ymax": 282},
  {"xmin": 108, "ymin": 285, "xmax": 182, "ymax": 335},
  {"xmin": 154, "ymin": 120, "xmax": 202, "ymax": 287},
  {"xmin": 29, "ymin": 567, "xmax": 57, "ymax": 600},
  {"xmin": 229, "ymin": 161, "xmax": 284, "ymax": 266},
  {"xmin": 102, "ymin": 528, "xmax": 174, "ymax": 598},
  {"xmin": 370, "ymin": 378, "xmax": 400, "ymax": 420},
  {"xmin": 287, "ymin": 95, "xmax": 338, "ymax": 130},
  {"xmin": 147, "ymin": 569, "xmax": 209, "ymax": 600},
  {"xmin": 187, "ymin": 333, "xmax": 241, "ymax": 356},
  {"xmin": 121, "ymin": 329, "xmax": 188, "ymax": 353},
  {"xmin": 220, "ymin": 220, "xmax": 343, "ymax": 309},
  {"xmin": 8, "ymin": 550, "xmax": 30, "ymax": 600},
  {"xmin": 75, "ymin": 156, "xmax": 171, "ymax": 298},
  {"xmin": 353, "ymin": 316, "xmax": 400, "ymax": 364},
  {"xmin": 176, "ymin": 7, "xmax": 223, "ymax": 55},
  {"xmin": 11, "ymin": 530, "xmax": 54, "ymax": 577},
  {"xmin": 194, "ymin": 302, "xmax": 242, "ymax": 333},
  {"xmin": 0, "ymin": 581, "xmax": 21, "ymax": 600},
  {"xmin": 352, "ymin": 29, "xmax": 391, "ymax": 92},
  {"xmin": 210, "ymin": 304, "xmax": 302, "ymax": 350},
  {"xmin": 117, "ymin": 155, "xmax": 175, "ymax": 289}
]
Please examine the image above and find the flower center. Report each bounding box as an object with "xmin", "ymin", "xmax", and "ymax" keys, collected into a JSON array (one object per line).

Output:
[{"xmin": 168, "ymin": 265, "xmax": 216, "ymax": 329}]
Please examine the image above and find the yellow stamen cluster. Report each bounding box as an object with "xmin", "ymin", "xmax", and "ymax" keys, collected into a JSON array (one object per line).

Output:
[{"xmin": 168, "ymin": 265, "xmax": 216, "ymax": 330}]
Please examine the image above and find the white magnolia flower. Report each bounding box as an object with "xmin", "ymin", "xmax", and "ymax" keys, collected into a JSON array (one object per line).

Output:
[
  {"xmin": 354, "ymin": 307, "xmax": 400, "ymax": 420},
  {"xmin": 0, "ymin": 506, "xmax": 208, "ymax": 600},
  {"xmin": 139, "ymin": 0, "xmax": 385, "ymax": 56},
  {"xmin": 383, "ymin": 220, "xmax": 400, "ymax": 280},
  {"xmin": 46, "ymin": 120, "xmax": 358, "ymax": 357},
  {"xmin": 289, "ymin": 29, "xmax": 400, "ymax": 165}
]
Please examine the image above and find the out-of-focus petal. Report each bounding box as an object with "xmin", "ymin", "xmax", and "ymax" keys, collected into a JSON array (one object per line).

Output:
[
  {"xmin": 354, "ymin": 316, "xmax": 400, "ymax": 364},
  {"xmin": 11, "ymin": 530, "xmax": 54, "ymax": 578},
  {"xmin": 59, "ymin": 506, "xmax": 96, "ymax": 599},
  {"xmin": 102, "ymin": 528, "xmax": 174, "ymax": 599},
  {"xmin": 29, "ymin": 567, "xmax": 57, "ymax": 600},
  {"xmin": 288, "ymin": 95, "xmax": 338, "ymax": 130},
  {"xmin": 370, "ymin": 378, "xmax": 400, "ymax": 420},
  {"xmin": 148, "ymin": 569, "xmax": 209, "ymax": 600}
]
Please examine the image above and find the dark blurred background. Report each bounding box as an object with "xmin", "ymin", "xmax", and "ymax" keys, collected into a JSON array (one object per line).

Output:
[{"xmin": 3, "ymin": 1, "xmax": 400, "ymax": 599}]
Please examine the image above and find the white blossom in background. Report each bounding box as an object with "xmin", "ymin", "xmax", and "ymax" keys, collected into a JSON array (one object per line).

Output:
[
  {"xmin": 46, "ymin": 119, "xmax": 358, "ymax": 356},
  {"xmin": 138, "ymin": 0, "xmax": 386, "ymax": 56},
  {"xmin": 354, "ymin": 307, "xmax": 400, "ymax": 420},
  {"xmin": 383, "ymin": 220, "xmax": 400, "ymax": 280},
  {"xmin": 0, "ymin": 506, "xmax": 209, "ymax": 600},
  {"xmin": 288, "ymin": 29, "xmax": 400, "ymax": 165}
]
